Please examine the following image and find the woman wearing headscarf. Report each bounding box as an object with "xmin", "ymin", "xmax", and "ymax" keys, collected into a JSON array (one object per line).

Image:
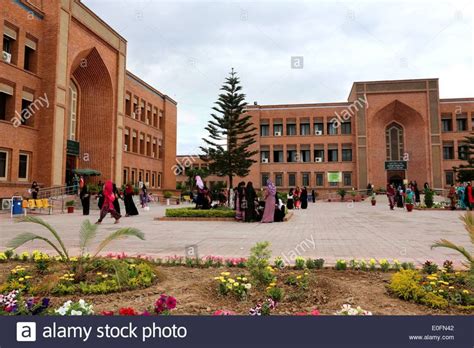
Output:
[
  {"xmin": 79, "ymin": 183, "xmax": 90, "ymax": 215},
  {"xmin": 31, "ymin": 181, "xmax": 39, "ymax": 200},
  {"xmin": 235, "ymin": 182, "xmax": 245, "ymax": 220},
  {"xmin": 96, "ymin": 180, "xmax": 121, "ymax": 224},
  {"xmin": 124, "ymin": 184, "xmax": 139, "ymax": 216},
  {"xmin": 112, "ymin": 183, "xmax": 122, "ymax": 215},
  {"xmin": 245, "ymin": 182, "xmax": 257, "ymax": 222},
  {"xmin": 140, "ymin": 184, "xmax": 148, "ymax": 208},
  {"xmin": 300, "ymin": 187, "xmax": 308, "ymax": 209},
  {"xmin": 294, "ymin": 186, "xmax": 301, "ymax": 209},
  {"xmin": 287, "ymin": 188, "xmax": 294, "ymax": 210},
  {"xmin": 386, "ymin": 183, "xmax": 395, "ymax": 210},
  {"xmin": 274, "ymin": 192, "xmax": 286, "ymax": 222},
  {"xmin": 261, "ymin": 179, "xmax": 276, "ymax": 223}
]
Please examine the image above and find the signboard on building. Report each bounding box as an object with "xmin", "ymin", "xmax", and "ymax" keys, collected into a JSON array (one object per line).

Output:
[
  {"xmin": 327, "ymin": 172, "xmax": 342, "ymax": 183},
  {"xmin": 66, "ymin": 140, "xmax": 80, "ymax": 156},
  {"xmin": 385, "ymin": 161, "xmax": 407, "ymax": 171}
]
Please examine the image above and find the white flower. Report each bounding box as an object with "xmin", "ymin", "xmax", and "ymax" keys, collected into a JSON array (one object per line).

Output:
[
  {"xmin": 70, "ymin": 310, "xmax": 83, "ymax": 316},
  {"xmin": 55, "ymin": 307, "xmax": 67, "ymax": 316},
  {"xmin": 244, "ymin": 283, "xmax": 252, "ymax": 290}
]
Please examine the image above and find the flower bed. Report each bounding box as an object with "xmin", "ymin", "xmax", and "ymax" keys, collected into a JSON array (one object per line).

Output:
[{"xmin": 163, "ymin": 207, "xmax": 236, "ymax": 219}]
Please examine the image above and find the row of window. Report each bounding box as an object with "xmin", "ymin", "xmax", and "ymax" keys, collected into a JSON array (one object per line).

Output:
[
  {"xmin": 441, "ymin": 113, "xmax": 473, "ymax": 132},
  {"xmin": 0, "ymin": 149, "xmax": 30, "ymax": 181},
  {"xmin": 0, "ymin": 83, "xmax": 36, "ymax": 126},
  {"xmin": 260, "ymin": 120, "xmax": 351, "ymax": 137},
  {"xmin": 123, "ymin": 128, "xmax": 163, "ymax": 159},
  {"xmin": 260, "ymin": 144, "xmax": 353, "ymax": 163},
  {"xmin": 261, "ymin": 171, "xmax": 352, "ymax": 188},
  {"xmin": 125, "ymin": 92, "xmax": 164, "ymax": 129},
  {"xmin": 123, "ymin": 167, "xmax": 162, "ymax": 188},
  {"xmin": 443, "ymin": 142, "xmax": 469, "ymax": 160},
  {"xmin": 2, "ymin": 22, "xmax": 38, "ymax": 73}
]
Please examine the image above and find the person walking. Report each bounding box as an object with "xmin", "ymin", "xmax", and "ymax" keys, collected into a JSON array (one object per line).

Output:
[
  {"xmin": 96, "ymin": 180, "xmax": 121, "ymax": 224},
  {"xmin": 79, "ymin": 183, "xmax": 90, "ymax": 215},
  {"xmin": 261, "ymin": 179, "xmax": 276, "ymax": 223},
  {"xmin": 294, "ymin": 186, "xmax": 301, "ymax": 209},
  {"xmin": 30, "ymin": 181, "xmax": 39, "ymax": 200},
  {"xmin": 300, "ymin": 187, "xmax": 308, "ymax": 209},
  {"xmin": 112, "ymin": 183, "xmax": 122, "ymax": 215},
  {"xmin": 124, "ymin": 184, "xmax": 139, "ymax": 216},
  {"xmin": 466, "ymin": 182, "xmax": 473, "ymax": 211},
  {"xmin": 413, "ymin": 181, "xmax": 421, "ymax": 205},
  {"xmin": 311, "ymin": 189, "xmax": 316, "ymax": 203},
  {"xmin": 447, "ymin": 184, "xmax": 457, "ymax": 210},
  {"xmin": 386, "ymin": 183, "xmax": 395, "ymax": 210},
  {"xmin": 140, "ymin": 184, "xmax": 148, "ymax": 209},
  {"xmin": 245, "ymin": 182, "xmax": 257, "ymax": 222},
  {"xmin": 287, "ymin": 188, "xmax": 294, "ymax": 210}
]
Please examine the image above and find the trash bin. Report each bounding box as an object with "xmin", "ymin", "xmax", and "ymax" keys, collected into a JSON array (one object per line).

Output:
[{"xmin": 12, "ymin": 197, "xmax": 23, "ymax": 215}]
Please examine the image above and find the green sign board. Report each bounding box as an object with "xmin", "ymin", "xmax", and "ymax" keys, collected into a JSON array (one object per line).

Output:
[
  {"xmin": 327, "ymin": 172, "xmax": 342, "ymax": 183},
  {"xmin": 385, "ymin": 161, "xmax": 407, "ymax": 171},
  {"xmin": 67, "ymin": 140, "xmax": 80, "ymax": 156}
]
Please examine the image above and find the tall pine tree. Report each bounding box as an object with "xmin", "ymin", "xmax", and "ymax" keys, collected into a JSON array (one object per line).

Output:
[
  {"xmin": 454, "ymin": 134, "xmax": 474, "ymax": 182},
  {"xmin": 200, "ymin": 69, "xmax": 257, "ymax": 191}
]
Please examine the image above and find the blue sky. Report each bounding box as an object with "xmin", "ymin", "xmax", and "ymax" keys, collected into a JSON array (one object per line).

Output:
[{"xmin": 84, "ymin": 0, "xmax": 474, "ymax": 154}]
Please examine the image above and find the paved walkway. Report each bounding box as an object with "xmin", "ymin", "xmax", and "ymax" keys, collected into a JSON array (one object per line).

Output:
[{"xmin": 0, "ymin": 200, "xmax": 471, "ymax": 267}]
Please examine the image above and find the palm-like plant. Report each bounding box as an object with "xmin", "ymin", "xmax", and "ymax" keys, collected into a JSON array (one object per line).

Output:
[
  {"xmin": 431, "ymin": 212, "xmax": 474, "ymax": 272},
  {"xmin": 7, "ymin": 217, "xmax": 145, "ymax": 262}
]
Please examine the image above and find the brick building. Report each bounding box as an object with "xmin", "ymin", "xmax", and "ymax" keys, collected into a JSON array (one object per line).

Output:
[
  {"xmin": 244, "ymin": 78, "xmax": 473, "ymax": 194},
  {"xmin": 0, "ymin": 0, "xmax": 177, "ymax": 197},
  {"xmin": 175, "ymin": 155, "xmax": 227, "ymax": 191}
]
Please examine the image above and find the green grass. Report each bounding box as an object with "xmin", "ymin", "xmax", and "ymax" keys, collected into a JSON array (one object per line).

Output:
[{"xmin": 165, "ymin": 207, "xmax": 235, "ymax": 218}]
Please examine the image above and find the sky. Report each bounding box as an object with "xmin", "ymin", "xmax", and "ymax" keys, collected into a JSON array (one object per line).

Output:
[{"xmin": 84, "ymin": 0, "xmax": 474, "ymax": 155}]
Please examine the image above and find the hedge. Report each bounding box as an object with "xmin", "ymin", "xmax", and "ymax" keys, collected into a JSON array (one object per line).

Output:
[{"xmin": 165, "ymin": 207, "xmax": 235, "ymax": 218}]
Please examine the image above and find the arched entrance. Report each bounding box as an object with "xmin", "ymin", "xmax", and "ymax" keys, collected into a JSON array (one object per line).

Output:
[{"xmin": 67, "ymin": 48, "xmax": 114, "ymax": 182}]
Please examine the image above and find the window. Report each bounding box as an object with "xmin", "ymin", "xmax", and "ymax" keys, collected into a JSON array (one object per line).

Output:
[
  {"xmin": 445, "ymin": 171, "xmax": 455, "ymax": 186},
  {"xmin": 3, "ymin": 25, "xmax": 18, "ymax": 65},
  {"xmin": 302, "ymin": 173, "xmax": 310, "ymax": 187},
  {"xmin": 385, "ymin": 123, "xmax": 404, "ymax": 161},
  {"xmin": 68, "ymin": 81, "xmax": 78, "ymax": 140},
  {"xmin": 273, "ymin": 149, "xmax": 284, "ymax": 163},
  {"xmin": 158, "ymin": 173, "xmax": 162, "ymax": 188},
  {"xmin": 132, "ymin": 131, "xmax": 138, "ymax": 152},
  {"xmin": 139, "ymin": 133, "xmax": 145, "ymax": 154},
  {"xmin": 152, "ymin": 172, "xmax": 156, "ymax": 187},
  {"xmin": 300, "ymin": 123, "xmax": 310, "ymax": 135},
  {"xmin": 458, "ymin": 144, "xmax": 469, "ymax": 160},
  {"xmin": 145, "ymin": 171, "xmax": 150, "ymax": 185},
  {"xmin": 288, "ymin": 173, "xmax": 296, "ymax": 187},
  {"xmin": 443, "ymin": 142, "xmax": 454, "ymax": 160},
  {"xmin": 0, "ymin": 83, "xmax": 14, "ymax": 121},
  {"xmin": 123, "ymin": 168, "xmax": 129, "ymax": 185},
  {"xmin": 18, "ymin": 153, "xmax": 29, "ymax": 180},
  {"xmin": 124, "ymin": 128, "xmax": 130, "ymax": 151},
  {"xmin": 23, "ymin": 37, "xmax": 37, "ymax": 72},
  {"xmin": 445, "ymin": 171, "xmax": 454, "ymax": 186},
  {"xmin": 131, "ymin": 169, "xmax": 136, "ymax": 184},
  {"xmin": 328, "ymin": 147, "xmax": 338, "ymax": 162},
  {"xmin": 300, "ymin": 149, "xmax": 311, "ymax": 162},
  {"xmin": 261, "ymin": 173, "xmax": 269, "ymax": 187},
  {"xmin": 287, "ymin": 149, "xmax": 297, "ymax": 162},
  {"xmin": 21, "ymin": 97, "xmax": 34, "ymax": 126},
  {"xmin": 315, "ymin": 173, "xmax": 324, "ymax": 187},
  {"xmin": 341, "ymin": 121, "xmax": 351, "ymax": 134},
  {"xmin": 286, "ymin": 123, "xmax": 296, "ymax": 136},
  {"xmin": 273, "ymin": 123, "xmax": 283, "ymax": 136},
  {"xmin": 260, "ymin": 124, "xmax": 269, "ymax": 136},
  {"xmin": 441, "ymin": 114, "xmax": 452, "ymax": 132},
  {"xmin": 343, "ymin": 172, "xmax": 352, "ymax": 186},
  {"xmin": 261, "ymin": 150, "xmax": 270, "ymax": 162},
  {"xmin": 314, "ymin": 148, "xmax": 324, "ymax": 162},
  {"xmin": 314, "ymin": 122, "xmax": 323, "ymax": 134},
  {"xmin": 456, "ymin": 114, "xmax": 467, "ymax": 132},
  {"xmin": 275, "ymin": 173, "xmax": 283, "ymax": 187},
  {"xmin": 342, "ymin": 146, "xmax": 352, "ymax": 162},
  {"xmin": 125, "ymin": 93, "xmax": 132, "ymax": 116},
  {"xmin": 0, "ymin": 150, "xmax": 8, "ymax": 180},
  {"xmin": 327, "ymin": 122, "xmax": 337, "ymax": 135}
]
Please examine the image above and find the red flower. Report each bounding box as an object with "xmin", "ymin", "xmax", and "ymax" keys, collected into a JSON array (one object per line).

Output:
[
  {"xmin": 119, "ymin": 307, "xmax": 137, "ymax": 316},
  {"xmin": 101, "ymin": 311, "xmax": 115, "ymax": 316}
]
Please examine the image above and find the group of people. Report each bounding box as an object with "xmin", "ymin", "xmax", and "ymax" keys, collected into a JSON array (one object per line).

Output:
[
  {"xmin": 233, "ymin": 180, "xmax": 286, "ymax": 223},
  {"xmin": 385, "ymin": 181, "xmax": 422, "ymax": 210},
  {"xmin": 287, "ymin": 187, "xmax": 313, "ymax": 210},
  {"xmin": 447, "ymin": 182, "xmax": 474, "ymax": 210}
]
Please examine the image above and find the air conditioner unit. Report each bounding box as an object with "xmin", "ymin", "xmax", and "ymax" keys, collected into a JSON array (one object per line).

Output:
[
  {"xmin": 275, "ymin": 131, "xmax": 282, "ymax": 136},
  {"xmin": 1, "ymin": 198, "xmax": 12, "ymax": 210},
  {"xmin": 262, "ymin": 158, "xmax": 269, "ymax": 163},
  {"xmin": 152, "ymin": 152, "xmax": 156, "ymax": 157},
  {"xmin": 2, "ymin": 51, "xmax": 12, "ymax": 63},
  {"xmin": 131, "ymin": 112, "xmax": 136, "ymax": 118},
  {"xmin": 123, "ymin": 144, "xmax": 128, "ymax": 151},
  {"xmin": 315, "ymin": 130, "xmax": 323, "ymax": 136},
  {"xmin": 315, "ymin": 157, "xmax": 323, "ymax": 163}
]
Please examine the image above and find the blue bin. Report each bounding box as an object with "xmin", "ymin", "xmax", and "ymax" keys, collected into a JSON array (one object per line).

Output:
[{"xmin": 12, "ymin": 198, "xmax": 23, "ymax": 215}]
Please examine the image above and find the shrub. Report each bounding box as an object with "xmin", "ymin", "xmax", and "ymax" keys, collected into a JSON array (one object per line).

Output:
[
  {"xmin": 165, "ymin": 208, "xmax": 235, "ymax": 218},
  {"xmin": 401, "ymin": 262, "xmax": 415, "ymax": 270},
  {"xmin": 247, "ymin": 242, "xmax": 275, "ymax": 287},
  {"xmin": 335, "ymin": 259, "xmax": 347, "ymax": 270},
  {"xmin": 422, "ymin": 260, "xmax": 439, "ymax": 274},
  {"xmin": 266, "ymin": 286, "xmax": 284, "ymax": 302},
  {"xmin": 294, "ymin": 256, "xmax": 305, "ymax": 270},
  {"xmin": 215, "ymin": 272, "xmax": 251, "ymax": 300},
  {"xmin": 305, "ymin": 258, "xmax": 316, "ymax": 269},
  {"xmin": 443, "ymin": 260, "xmax": 454, "ymax": 273},
  {"xmin": 164, "ymin": 191, "xmax": 173, "ymax": 199},
  {"xmin": 379, "ymin": 259, "xmax": 390, "ymax": 272},
  {"xmin": 389, "ymin": 270, "xmax": 426, "ymax": 301},
  {"xmin": 336, "ymin": 188, "xmax": 347, "ymax": 200},
  {"xmin": 421, "ymin": 292, "xmax": 449, "ymax": 309},
  {"xmin": 314, "ymin": 258, "xmax": 325, "ymax": 269},
  {"xmin": 273, "ymin": 257, "xmax": 285, "ymax": 269},
  {"xmin": 424, "ymin": 189, "xmax": 434, "ymax": 208}
]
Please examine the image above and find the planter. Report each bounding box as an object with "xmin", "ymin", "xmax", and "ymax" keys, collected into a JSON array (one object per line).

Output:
[
  {"xmin": 67, "ymin": 206, "xmax": 74, "ymax": 214},
  {"xmin": 371, "ymin": 200, "xmax": 376, "ymax": 206},
  {"xmin": 406, "ymin": 203, "xmax": 414, "ymax": 212}
]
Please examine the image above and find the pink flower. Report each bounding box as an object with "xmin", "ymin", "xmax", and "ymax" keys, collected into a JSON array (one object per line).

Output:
[{"xmin": 213, "ymin": 310, "xmax": 236, "ymax": 316}]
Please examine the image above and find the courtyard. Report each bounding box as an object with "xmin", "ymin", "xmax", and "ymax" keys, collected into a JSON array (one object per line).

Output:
[{"xmin": 0, "ymin": 200, "xmax": 470, "ymax": 267}]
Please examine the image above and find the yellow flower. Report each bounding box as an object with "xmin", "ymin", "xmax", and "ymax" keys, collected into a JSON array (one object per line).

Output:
[
  {"xmin": 269, "ymin": 282, "xmax": 276, "ymax": 286},
  {"xmin": 97, "ymin": 272, "xmax": 102, "ymax": 275},
  {"xmin": 242, "ymin": 277, "xmax": 247, "ymax": 282},
  {"xmin": 25, "ymin": 276, "xmax": 32, "ymax": 279},
  {"xmin": 430, "ymin": 282, "xmax": 436, "ymax": 285},
  {"xmin": 221, "ymin": 272, "xmax": 230, "ymax": 276},
  {"xmin": 296, "ymin": 275, "xmax": 302, "ymax": 280},
  {"xmin": 70, "ymin": 257, "xmax": 78, "ymax": 262},
  {"xmin": 226, "ymin": 284, "xmax": 232, "ymax": 289},
  {"xmin": 228, "ymin": 278, "xmax": 235, "ymax": 283},
  {"xmin": 102, "ymin": 274, "xmax": 108, "ymax": 278},
  {"xmin": 438, "ymin": 289, "xmax": 444, "ymax": 293},
  {"xmin": 234, "ymin": 282, "xmax": 239, "ymax": 287},
  {"xmin": 304, "ymin": 272, "xmax": 308, "ymax": 276},
  {"xmin": 220, "ymin": 279, "xmax": 226, "ymax": 283},
  {"xmin": 214, "ymin": 276, "xmax": 220, "ymax": 280},
  {"xmin": 448, "ymin": 286, "xmax": 454, "ymax": 289},
  {"xmin": 463, "ymin": 290, "xmax": 470, "ymax": 294},
  {"xmin": 18, "ymin": 277, "xmax": 24, "ymax": 282}
]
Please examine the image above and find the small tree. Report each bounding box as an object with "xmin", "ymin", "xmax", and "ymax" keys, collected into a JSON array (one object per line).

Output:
[
  {"xmin": 336, "ymin": 188, "xmax": 347, "ymax": 201},
  {"xmin": 200, "ymin": 68, "xmax": 258, "ymax": 194},
  {"xmin": 454, "ymin": 134, "xmax": 474, "ymax": 182},
  {"xmin": 424, "ymin": 189, "xmax": 434, "ymax": 208}
]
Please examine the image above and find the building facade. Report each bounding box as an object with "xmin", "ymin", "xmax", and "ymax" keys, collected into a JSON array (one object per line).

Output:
[
  {"xmin": 244, "ymin": 79, "xmax": 473, "ymax": 193},
  {"xmin": 0, "ymin": 0, "xmax": 177, "ymax": 197},
  {"xmin": 175, "ymin": 155, "xmax": 227, "ymax": 191}
]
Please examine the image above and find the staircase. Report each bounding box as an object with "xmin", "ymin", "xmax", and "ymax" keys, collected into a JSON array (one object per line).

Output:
[{"xmin": 37, "ymin": 185, "xmax": 77, "ymax": 213}]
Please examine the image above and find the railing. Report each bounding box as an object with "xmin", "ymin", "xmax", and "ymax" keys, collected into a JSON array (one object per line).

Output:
[{"xmin": 37, "ymin": 185, "xmax": 77, "ymax": 213}]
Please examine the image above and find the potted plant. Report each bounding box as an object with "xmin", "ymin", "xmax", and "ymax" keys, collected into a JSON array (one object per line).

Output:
[
  {"xmin": 164, "ymin": 191, "xmax": 173, "ymax": 206},
  {"xmin": 405, "ymin": 196, "xmax": 414, "ymax": 212},
  {"xmin": 336, "ymin": 188, "xmax": 347, "ymax": 202},
  {"xmin": 371, "ymin": 193, "xmax": 376, "ymax": 206},
  {"xmin": 66, "ymin": 200, "xmax": 75, "ymax": 213}
]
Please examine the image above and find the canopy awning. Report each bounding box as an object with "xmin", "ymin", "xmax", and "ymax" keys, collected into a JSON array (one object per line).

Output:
[{"xmin": 72, "ymin": 168, "xmax": 102, "ymax": 176}]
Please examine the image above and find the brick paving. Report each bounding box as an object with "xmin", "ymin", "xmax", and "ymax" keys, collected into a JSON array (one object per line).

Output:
[{"xmin": 0, "ymin": 200, "xmax": 471, "ymax": 267}]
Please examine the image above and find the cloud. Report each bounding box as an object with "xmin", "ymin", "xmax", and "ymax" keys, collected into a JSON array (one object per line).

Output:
[{"xmin": 84, "ymin": 0, "xmax": 473, "ymax": 154}]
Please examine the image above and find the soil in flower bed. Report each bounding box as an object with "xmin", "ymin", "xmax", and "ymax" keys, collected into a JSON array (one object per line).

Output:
[{"xmin": 1, "ymin": 263, "xmax": 471, "ymax": 315}]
